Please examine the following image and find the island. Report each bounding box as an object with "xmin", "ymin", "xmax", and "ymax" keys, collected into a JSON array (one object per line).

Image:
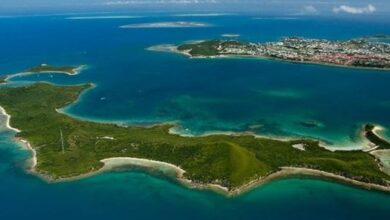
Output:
[
  {"xmin": 3, "ymin": 64, "xmax": 84, "ymax": 82},
  {"xmin": 173, "ymin": 37, "xmax": 390, "ymax": 70},
  {"xmin": 120, "ymin": 22, "xmax": 210, "ymax": 29},
  {"xmin": 0, "ymin": 80, "xmax": 389, "ymax": 195},
  {"xmin": 25, "ymin": 64, "xmax": 81, "ymax": 75}
]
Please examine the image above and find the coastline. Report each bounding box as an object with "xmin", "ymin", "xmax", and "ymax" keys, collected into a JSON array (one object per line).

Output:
[
  {"xmin": 4, "ymin": 65, "xmax": 87, "ymax": 82},
  {"xmin": 47, "ymin": 157, "xmax": 390, "ymax": 197},
  {"xmin": 362, "ymin": 125, "xmax": 381, "ymax": 152},
  {"xmin": 229, "ymin": 167, "xmax": 390, "ymax": 196},
  {"xmin": 151, "ymin": 44, "xmax": 390, "ymax": 72},
  {"xmin": 0, "ymin": 105, "xmax": 37, "ymax": 173},
  {"xmin": 147, "ymin": 44, "xmax": 192, "ymax": 57},
  {"xmin": 1, "ymin": 84, "xmax": 390, "ymax": 196},
  {"xmin": 364, "ymin": 124, "xmax": 390, "ymax": 150},
  {"xmin": 168, "ymin": 126, "xmax": 368, "ymax": 152},
  {"xmin": 0, "ymin": 106, "xmax": 21, "ymax": 133},
  {"xmin": 195, "ymin": 54, "xmax": 390, "ymax": 71},
  {"xmin": 2, "ymin": 103, "xmax": 390, "ymax": 196},
  {"xmin": 372, "ymin": 125, "xmax": 387, "ymax": 138},
  {"xmin": 370, "ymin": 150, "xmax": 390, "ymax": 176},
  {"xmin": 0, "ymin": 66, "xmax": 86, "ymax": 179}
]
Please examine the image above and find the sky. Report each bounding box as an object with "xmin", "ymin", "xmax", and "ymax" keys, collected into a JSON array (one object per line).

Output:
[{"xmin": 1, "ymin": 0, "xmax": 390, "ymax": 15}]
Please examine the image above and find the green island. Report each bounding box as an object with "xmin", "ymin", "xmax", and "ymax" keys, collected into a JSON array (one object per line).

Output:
[
  {"xmin": 0, "ymin": 82, "xmax": 390, "ymax": 194},
  {"xmin": 175, "ymin": 37, "xmax": 390, "ymax": 70},
  {"xmin": 3, "ymin": 64, "xmax": 83, "ymax": 83},
  {"xmin": 25, "ymin": 64, "xmax": 81, "ymax": 75}
]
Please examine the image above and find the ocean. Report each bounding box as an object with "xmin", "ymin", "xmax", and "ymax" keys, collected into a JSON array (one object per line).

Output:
[{"xmin": 0, "ymin": 13, "xmax": 389, "ymax": 219}]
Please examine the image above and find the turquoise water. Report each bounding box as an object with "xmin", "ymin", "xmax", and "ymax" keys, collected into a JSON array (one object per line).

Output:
[{"xmin": 0, "ymin": 14, "xmax": 390, "ymax": 219}]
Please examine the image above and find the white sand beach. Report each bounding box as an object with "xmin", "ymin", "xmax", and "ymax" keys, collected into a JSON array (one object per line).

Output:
[
  {"xmin": 1, "ymin": 104, "xmax": 389, "ymax": 196},
  {"xmin": 100, "ymin": 157, "xmax": 186, "ymax": 177},
  {"xmin": 229, "ymin": 167, "xmax": 390, "ymax": 196},
  {"xmin": 5, "ymin": 65, "xmax": 86, "ymax": 82},
  {"xmin": 0, "ymin": 106, "xmax": 37, "ymax": 170},
  {"xmin": 0, "ymin": 106, "xmax": 21, "ymax": 133}
]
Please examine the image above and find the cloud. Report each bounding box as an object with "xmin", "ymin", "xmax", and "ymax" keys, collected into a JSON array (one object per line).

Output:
[
  {"xmin": 103, "ymin": 0, "xmax": 218, "ymax": 5},
  {"xmin": 303, "ymin": 5, "xmax": 317, "ymax": 13},
  {"xmin": 333, "ymin": 4, "xmax": 376, "ymax": 14}
]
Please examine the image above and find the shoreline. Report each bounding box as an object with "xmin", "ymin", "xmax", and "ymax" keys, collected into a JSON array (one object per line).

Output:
[
  {"xmin": 363, "ymin": 124, "xmax": 390, "ymax": 150},
  {"xmin": 168, "ymin": 126, "xmax": 370, "ymax": 152},
  {"xmin": 150, "ymin": 44, "xmax": 390, "ymax": 72},
  {"xmin": 365, "ymin": 124, "xmax": 390, "ymax": 176},
  {"xmin": 0, "ymin": 106, "xmax": 21, "ymax": 133},
  {"xmin": 372, "ymin": 125, "xmax": 387, "ymax": 138},
  {"xmin": 4, "ymin": 65, "xmax": 87, "ymax": 82},
  {"xmin": 1, "ymin": 103, "xmax": 390, "ymax": 196},
  {"xmin": 1, "ymin": 91, "xmax": 390, "ymax": 196},
  {"xmin": 195, "ymin": 54, "xmax": 390, "ymax": 71},
  {"xmin": 46, "ymin": 157, "xmax": 390, "ymax": 196},
  {"xmin": 2, "ymin": 75, "xmax": 372, "ymax": 154},
  {"xmin": 147, "ymin": 44, "xmax": 192, "ymax": 57},
  {"xmin": 200, "ymin": 54, "xmax": 390, "ymax": 72},
  {"xmin": 0, "ymin": 106, "xmax": 37, "ymax": 173},
  {"xmin": 229, "ymin": 167, "xmax": 390, "ymax": 196}
]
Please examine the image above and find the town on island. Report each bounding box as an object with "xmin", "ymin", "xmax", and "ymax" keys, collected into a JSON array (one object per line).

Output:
[
  {"xmin": 150, "ymin": 36, "xmax": 390, "ymax": 70},
  {"xmin": 0, "ymin": 60, "xmax": 390, "ymax": 196}
]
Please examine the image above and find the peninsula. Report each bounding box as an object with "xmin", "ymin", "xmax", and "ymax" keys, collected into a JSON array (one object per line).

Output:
[
  {"xmin": 0, "ymin": 81, "xmax": 390, "ymax": 195},
  {"xmin": 175, "ymin": 37, "xmax": 390, "ymax": 70},
  {"xmin": 3, "ymin": 64, "xmax": 84, "ymax": 83},
  {"xmin": 25, "ymin": 64, "xmax": 81, "ymax": 75},
  {"xmin": 364, "ymin": 124, "xmax": 390, "ymax": 150}
]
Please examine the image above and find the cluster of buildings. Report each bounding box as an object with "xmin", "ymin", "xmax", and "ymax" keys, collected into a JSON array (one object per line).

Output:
[{"xmin": 213, "ymin": 37, "xmax": 390, "ymax": 68}]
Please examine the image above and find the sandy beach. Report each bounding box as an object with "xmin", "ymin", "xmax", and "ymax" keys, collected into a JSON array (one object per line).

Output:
[
  {"xmin": 95, "ymin": 157, "xmax": 390, "ymax": 196},
  {"xmin": 2, "ymin": 104, "xmax": 390, "ymax": 196},
  {"xmin": 0, "ymin": 105, "xmax": 37, "ymax": 171},
  {"xmin": 147, "ymin": 44, "xmax": 192, "ymax": 57},
  {"xmin": 370, "ymin": 150, "xmax": 390, "ymax": 176},
  {"xmin": 4, "ymin": 65, "xmax": 86, "ymax": 82},
  {"xmin": 99, "ymin": 157, "xmax": 390, "ymax": 196},
  {"xmin": 229, "ymin": 167, "xmax": 390, "ymax": 196},
  {"xmin": 372, "ymin": 125, "xmax": 387, "ymax": 137},
  {"xmin": 168, "ymin": 126, "xmax": 344, "ymax": 152},
  {"xmin": 1, "ymin": 102, "xmax": 389, "ymax": 196},
  {"xmin": 18, "ymin": 138, "xmax": 37, "ymax": 169},
  {"xmin": 99, "ymin": 157, "xmax": 231, "ymax": 194},
  {"xmin": 100, "ymin": 157, "xmax": 186, "ymax": 177},
  {"xmin": 0, "ymin": 106, "xmax": 21, "ymax": 133}
]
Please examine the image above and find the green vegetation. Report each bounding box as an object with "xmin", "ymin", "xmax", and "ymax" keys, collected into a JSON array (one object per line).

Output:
[
  {"xmin": 0, "ymin": 83, "xmax": 389, "ymax": 190},
  {"xmin": 178, "ymin": 40, "xmax": 246, "ymax": 57},
  {"xmin": 25, "ymin": 64, "xmax": 79, "ymax": 75},
  {"xmin": 364, "ymin": 124, "xmax": 390, "ymax": 150},
  {"xmin": 0, "ymin": 76, "xmax": 6, "ymax": 84}
]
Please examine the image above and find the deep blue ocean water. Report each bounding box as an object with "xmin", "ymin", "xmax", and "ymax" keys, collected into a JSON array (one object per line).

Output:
[{"xmin": 0, "ymin": 14, "xmax": 390, "ymax": 219}]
